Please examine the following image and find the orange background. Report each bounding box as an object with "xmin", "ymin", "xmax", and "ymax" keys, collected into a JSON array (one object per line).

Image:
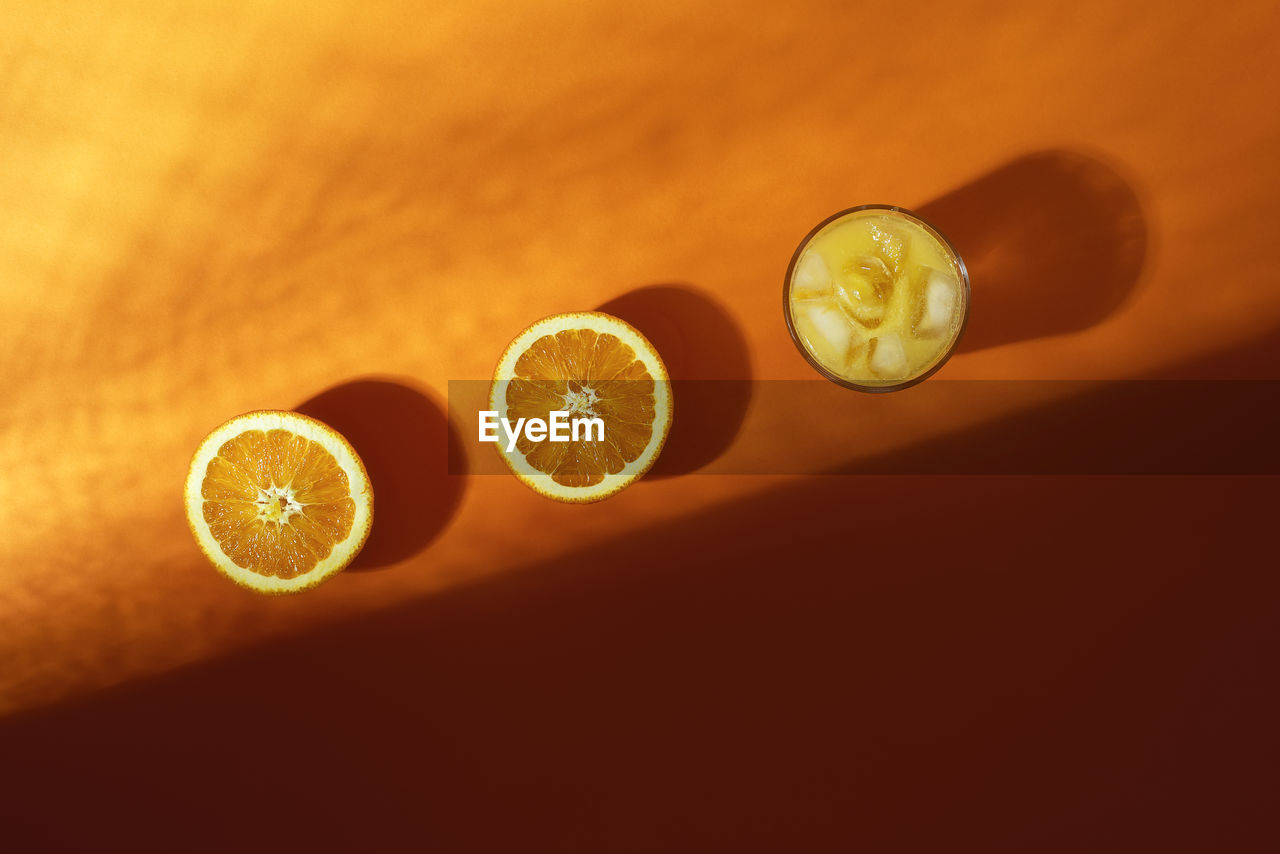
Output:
[{"xmin": 2, "ymin": 0, "xmax": 1278, "ymax": 849}]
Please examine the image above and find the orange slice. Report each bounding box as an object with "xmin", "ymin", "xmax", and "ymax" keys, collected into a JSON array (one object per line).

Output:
[
  {"xmin": 490, "ymin": 311, "xmax": 673, "ymax": 503},
  {"xmin": 184, "ymin": 411, "xmax": 373, "ymax": 593}
]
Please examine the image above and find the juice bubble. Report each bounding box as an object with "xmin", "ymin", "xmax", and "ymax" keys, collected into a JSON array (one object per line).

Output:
[{"xmin": 867, "ymin": 221, "xmax": 907, "ymax": 277}]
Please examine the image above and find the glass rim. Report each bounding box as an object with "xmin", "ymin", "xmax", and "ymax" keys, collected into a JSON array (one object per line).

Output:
[{"xmin": 782, "ymin": 203, "xmax": 971, "ymax": 393}]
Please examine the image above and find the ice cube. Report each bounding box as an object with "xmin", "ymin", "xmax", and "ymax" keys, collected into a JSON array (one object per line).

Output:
[
  {"xmin": 914, "ymin": 271, "xmax": 958, "ymax": 337},
  {"xmin": 847, "ymin": 254, "xmax": 893, "ymax": 289},
  {"xmin": 795, "ymin": 301, "xmax": 853, "ymax": 368},
  {"xmin": 869, "ymin": 333, "xmax": 908, "ymax": 379},
  {"xmin": 791, "ymin": 249, "xmax": 832, "ymax": 300}
]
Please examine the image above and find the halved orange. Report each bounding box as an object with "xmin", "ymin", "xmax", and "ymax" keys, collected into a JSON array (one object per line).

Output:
[
  {"xmin": 490, "ymin": 311, "xmax": 673, "ymax": 502},
  {"xmin": 184, "ymin": 410, "xmax": 373, "ymax": 593}
]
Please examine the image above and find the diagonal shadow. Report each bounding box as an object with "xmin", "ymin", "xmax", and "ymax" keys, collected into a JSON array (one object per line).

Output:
[{"xmin": 1, "ymin": 326, "xmax": 1276, "ymax": 852}]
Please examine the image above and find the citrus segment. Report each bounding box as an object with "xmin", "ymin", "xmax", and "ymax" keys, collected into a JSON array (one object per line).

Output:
[
  {"xmin": 184, "ymin": 411, "xmax": 372, "ymax": 593},
  {"xmin": 491, "ymin": 312, "xmax": 672, "ymax": 502}
]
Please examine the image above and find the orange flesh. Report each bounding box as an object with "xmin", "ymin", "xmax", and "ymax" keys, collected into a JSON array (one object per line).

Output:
[
  {"xmin": 507, "ymin": 329, "xmax": 656, "ymax": 488},
  {"xmin": 200, "ymin": 429, "xmax": 355, "ymax": 578}
]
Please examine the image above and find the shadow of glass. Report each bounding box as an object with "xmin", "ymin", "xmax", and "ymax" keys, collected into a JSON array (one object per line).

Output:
[
  {"xmin": 296, "ymin": 378, "xmax": 465, "ymax": 570},
  {"xmin": 918, "ymin": 150, "xmax": 1148, "ymax": 353},
  {"xmin": 596, "ymin": 285, "xmax": 752, "ymax": 477}
]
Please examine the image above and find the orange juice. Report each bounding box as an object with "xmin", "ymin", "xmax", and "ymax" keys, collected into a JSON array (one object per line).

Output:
[{"xmin": 785, "ymin": 206, "xmax": 968, "ymax": 390}]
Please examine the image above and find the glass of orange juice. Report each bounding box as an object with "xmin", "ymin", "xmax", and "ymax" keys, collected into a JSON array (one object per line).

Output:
[{"xmin": 784, "ymin": 204, "xmax": 969, "ymax": 392}]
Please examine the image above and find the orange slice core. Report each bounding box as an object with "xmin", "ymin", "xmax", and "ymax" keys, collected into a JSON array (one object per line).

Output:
[
  {"xmin": 200, "ymin": 428, "xmax": 356, "ymax": 579},
  {"xmin": 506, "ymin": 329, "xmax": 657, "ymax": 488}
]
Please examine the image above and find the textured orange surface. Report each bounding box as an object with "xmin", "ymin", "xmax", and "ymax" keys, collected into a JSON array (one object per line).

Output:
[{"xmin": 2, "ymin": 0, "xmax": 1279, "ymax": 848}]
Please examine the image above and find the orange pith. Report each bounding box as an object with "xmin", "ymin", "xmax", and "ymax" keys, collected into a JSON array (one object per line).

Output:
[
  {"xmin": 507, "ymin": 328, "xmax": 656, "ymax": 488},
  {"xmin": 200, "ymin": 428, "xmax": 355, "ymax": 579}
]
